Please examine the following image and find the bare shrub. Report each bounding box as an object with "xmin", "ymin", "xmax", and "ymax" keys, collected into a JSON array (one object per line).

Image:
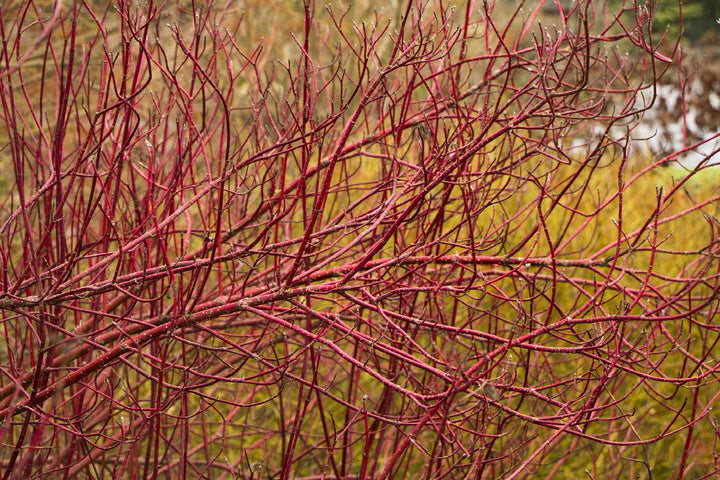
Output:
[{"xmin": 0, "ymin": 0, "xmax": 719, "ymax": 478}]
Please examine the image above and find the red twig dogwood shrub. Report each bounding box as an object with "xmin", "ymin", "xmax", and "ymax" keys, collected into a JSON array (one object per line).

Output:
[{"xmin": 1, "ymin": 0, "xmax": 719, "ymax": 478}]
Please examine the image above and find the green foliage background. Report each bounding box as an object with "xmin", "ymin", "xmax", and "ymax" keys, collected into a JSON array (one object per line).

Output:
[{"xmin": 652, "ymin": 0, "xmax": 720, "ymax": 42}]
